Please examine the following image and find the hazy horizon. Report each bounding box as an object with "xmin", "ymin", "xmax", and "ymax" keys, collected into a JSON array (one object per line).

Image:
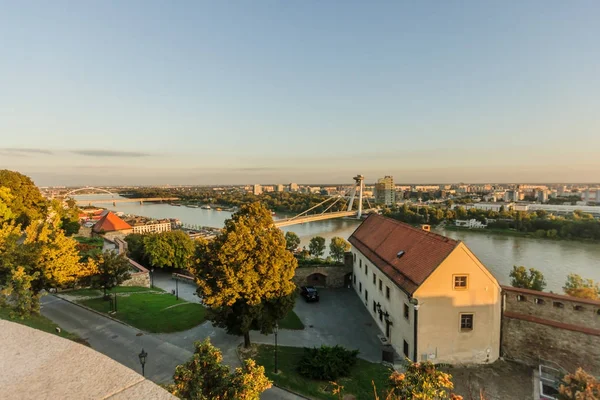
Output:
[{"xmin": 2, "ymin": 2, "xmax": 599, "ymax": 186}]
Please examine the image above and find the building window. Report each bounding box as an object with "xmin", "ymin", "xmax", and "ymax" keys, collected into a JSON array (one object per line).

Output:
[
  {"xmin": 373, "ymin": 300, "xmax": 377, "ymax": 313},
  {"xmin": 403, "ymin": 340, "xmax": 409, "ymax": 358},
  {"xmin": 365, "ymin": 290, "xmax": 368, "ymax": 302},
  {"xmin": 460, "ymin": 313, "xmax": 474, "ymax": 332},
  {"xmin": 453, "ymin": 275, "xmax": 468, "ymax": 290},
  {"xmin": 517, "ymin": 295, "xmax": 526, "ymax": 302},
  {"xmin": 535, "ymin": 298, "xmax": 545, "ymax": 305},
  {"xmin": 379, "ymin": 310, "xmax": 383, "ymax": 322},
  {"xmin": 574, "ymin": 305, "xmax": 585, "ymax": 311},
  {"xmin": 353, "ymin": 274, "xmax": 356, "ymax": 284},
  {"xmin": 353, "ymin": 253, "xmax": 356, "ymax": 263},
  {"xmin": 379, "ymin": 279, "xmax": 382, "ymax": 291},
  {"xmin": 365, "ymin": 264, "xmax": 368, "ymax": 275},
  {"xmin": 386, "ymin": 286, "xmax": 390, "ymax": 299},
  {"xmin": 404, "ymin": 303, "xmax": 409, "ymax": 320},
  {"xmin": 359, "ymin": 282, "xmax": 362, "ymax": 293},
  {"xmin": 553, "ymin": 301, "xmax": 564, "ymax": 308},
  {"xmin": 372, "ymin": 273, "xmax": 376, "ymax": 285},
  {"xmin": 359, "ymin": 259, "xmax": 362, "ymax": 269}
]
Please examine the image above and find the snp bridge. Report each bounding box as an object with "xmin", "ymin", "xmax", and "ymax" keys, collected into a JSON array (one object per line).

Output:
[{"xmin": 273, "ymin": 174, "xmax": 375, "ymax": 228}]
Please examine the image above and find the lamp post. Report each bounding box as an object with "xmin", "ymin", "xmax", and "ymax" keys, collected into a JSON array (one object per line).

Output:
[
  {"xmin": 114, "ymin": 292, "xmax": 118, "ymax": 313},
  {"xmin": 274, "ymin": 322, "xmax": 279, "ymax": 374},
  {"xmin": 150, "ymin": 268, "xmax": 154, "ymax": 288},
  {"xmin": 138, "ymin": 348, "xmax": 148, "ymax": 377},
  {"xmin": 175, "ymin": 278, "xmax": 179, "ymax": 300}
]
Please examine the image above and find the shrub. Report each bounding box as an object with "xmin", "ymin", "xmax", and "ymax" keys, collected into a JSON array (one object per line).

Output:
[{"xmin": 297, "ymin": 345, "xmax": 359, "ymax": 380}]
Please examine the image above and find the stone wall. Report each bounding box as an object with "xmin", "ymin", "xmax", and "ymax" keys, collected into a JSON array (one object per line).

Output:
[
  {"xmin": 501, "ymin": 286, "xmax": 600, "ymax": 375},
  {"xmin": 293, "ymin": 265, "xmax": 352, "ymax": 288},
  {"xmin": 121, "ymin": 272, "xmax": 150, "ymax": 288}
]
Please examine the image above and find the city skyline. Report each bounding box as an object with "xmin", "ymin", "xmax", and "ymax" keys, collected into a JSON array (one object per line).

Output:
[{"xmin": 2, "ymin": 1, "xmax": 600, "ymax": 185}]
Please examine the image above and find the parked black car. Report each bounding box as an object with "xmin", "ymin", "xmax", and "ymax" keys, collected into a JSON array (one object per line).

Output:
[{"xmin": 300, "ymin": 286, "xmax": 319, "ymax": 302}]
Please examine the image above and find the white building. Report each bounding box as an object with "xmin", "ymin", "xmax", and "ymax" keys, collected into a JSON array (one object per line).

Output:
[
  {"xmin": 455, "ymin": 219, "xmax": 487, "ymax": 229},
  {"xmin": 276, "ymin": 184, "xmax": 284, "ymax": 192},
  {"xmin": 349, "ymin": 215, "xmax": 501, "ymax": 364},
  {"xmin": 253, "ymin": 184, "xmax": 263, "ymax": 195},
  {"xmin": 131, "ymin": 221, "xmax": 172, "ymax": 234},
  {"xmin": 289, "ymin": 183, "xmax": 299, "ymax": 192}
]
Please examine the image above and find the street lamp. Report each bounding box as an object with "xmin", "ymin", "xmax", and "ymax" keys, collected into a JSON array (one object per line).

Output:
[
  {"xmin": 138, "ymin": 348, "xmax": 148, "ymax": 377},
  {"xmin": 175, "ymin": 278, "xmax": 179, "ymax": 300},
  {"xmin": 150, "ymin": 268, "xmax": 154, "ymax": 288},
  {"xmin": 274, "ymin": 322, "xmax": 279, "ymax": 374}
]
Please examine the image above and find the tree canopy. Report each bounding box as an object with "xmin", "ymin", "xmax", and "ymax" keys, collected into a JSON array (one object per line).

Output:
[
  {"xmin": 192, "ymin": 202, "xmax": 298, "ymax": 347},
  {"xmin": 168, "ymin": 338, "xmax": 271, "ymax": 400},
  {"xmin": 563, "ymin": 274, "xmax": 600, "ymax": 300},
  {"xmin": 559, "ymin": 368, "xmax": 600, "ymax": 400},
  {"xmin": 308, "ymin": 236, "xmax": 326, "ymax": 258},
  {"xmin": 0, "ymin": 169, "xmax": 47, "ymax": 227},
  {"xmin": 509, "ymin": 266, "xmax": 546, "ymax": 291},
  {"xmin": 284, "ymin": 231, "xmax": 301, "ymax": 252},
  {"xmin": 143, "ymin": 230, "xmax": 196, "ymax": 270},
  {"xmin": 329, "ymin": 236, "xmax": 350, "ymax": 263},
  {"xmin": 93, "ymin": 251, "xmax": 132, "ymax": 296}
]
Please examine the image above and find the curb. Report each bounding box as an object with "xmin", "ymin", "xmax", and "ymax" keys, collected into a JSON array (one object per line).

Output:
[
  {"xmin": 235, "ymin": 344, "xmax": 311, "ymax": 400},
  {"xmin": 52, "ymin": 295, "xmax": 140, "ymax": 331}
]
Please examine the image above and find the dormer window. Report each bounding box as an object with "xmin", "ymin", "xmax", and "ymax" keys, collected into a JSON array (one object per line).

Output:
[{"xmin": 397, "ymin": 251, "xmax": 405, "ymax": 258}]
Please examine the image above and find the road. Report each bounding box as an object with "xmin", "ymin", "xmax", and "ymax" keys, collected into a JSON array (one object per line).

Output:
[{"xmin": 40, "ymin": 295, "xmax": 301, "ymax": 399}]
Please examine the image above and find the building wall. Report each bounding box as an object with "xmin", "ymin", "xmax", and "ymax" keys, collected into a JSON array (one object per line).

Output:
[
  {"xmin": 293, "ymin": 265, "xmax": 352, "ymax": 288},
  {"xmin": 501, "ymin": 287, "xmax": 600, "ymax": 375},
  {"xmin": 351, "ymin": 248, "xmax": 415, "ymax": 360},
  {"xmin": 132, "ymin": 223, "xmax": 171, "ymax": 234},
  {"xmin": 121, "ymin": 271, "xmax": 150, "ymax": 288},
  {"xmin": 414, "ymin": 243, "xmax": 501, "ymax": 364}
]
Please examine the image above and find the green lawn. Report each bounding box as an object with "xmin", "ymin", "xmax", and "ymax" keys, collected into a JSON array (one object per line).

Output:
[
  {"xmin": 64, "ymin": 286, "xmax": 163, "ymax": 297},
  {"xmin": 79, "ymin": 292, "xmax": 206, "ymax": 333},
  {"xmin": 246, "ymin": 344, "xmax": 393, "ymax": 399},
  {"xmin": 279, "ymin": 310, "xmax": 304, "ymax": 330},
  {"xmin": 0, "ymin": 305, "xmax": 86, "ymax": 344}
]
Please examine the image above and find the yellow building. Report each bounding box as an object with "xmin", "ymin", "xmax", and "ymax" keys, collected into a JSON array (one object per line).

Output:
[{"xmin": 349, "ymin": 215, "xmax": 501, "ymax": 364}]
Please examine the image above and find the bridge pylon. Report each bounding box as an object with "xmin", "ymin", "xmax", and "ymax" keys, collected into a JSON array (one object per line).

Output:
[{"xmin": 346, "ymin": 174, "xmax": 365, "ymax": 218}]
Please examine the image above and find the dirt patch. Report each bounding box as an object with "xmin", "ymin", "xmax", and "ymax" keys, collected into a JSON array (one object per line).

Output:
[{"xmin": 442, "ymin": 360, "xmax": 533, "ymax": 400}]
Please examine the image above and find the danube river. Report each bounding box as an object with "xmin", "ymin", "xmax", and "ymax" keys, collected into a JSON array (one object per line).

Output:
[{"xmin": 78, "ymin": 195, "xmax": 600, "ymax": 293}]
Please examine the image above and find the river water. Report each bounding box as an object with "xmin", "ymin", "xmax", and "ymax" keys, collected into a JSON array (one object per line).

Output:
[{"xmin": 77, "ymin": 195, "xmax": 600, "ymax": 293}]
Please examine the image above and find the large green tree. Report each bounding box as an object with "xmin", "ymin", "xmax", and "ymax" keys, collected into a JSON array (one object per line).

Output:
[
  {"xmin": 0, "ymin": 169, "xmax": 47, "ymax": 227},
  {"xmin": 143, "ymin": 230, "xmax": 196, "ymax": 269},
  {"xmin": 509, "ymin": 266, "xmax": 547, "ymax": 291},
  {"xmin": 93, "ymin": 251, "xmax": 132, "ymax": 296},
  {"xmin": 124, "ymin": 233, "xmax": 148, "ymax": 264},
  {"xmin": 329, "ymin": 236, "xmax": 350, "ymax": 263},
  {"xmin": 308, "ymin": 236, "xmax": 326, "ymax": 258},
  {"xmin": 192, "ymin": 202, "xmax": 298, "ymax": 347},
  {"xmin": 563, "ymin": 274, "xmax": 600, "ymax": 300},
  {"xmin": 284, "ymin": 231, "xmax": 301, "ymax": 252},
  {"xmin": 168, "ymin": 338, "xmax": 271, "ymax": 400}
]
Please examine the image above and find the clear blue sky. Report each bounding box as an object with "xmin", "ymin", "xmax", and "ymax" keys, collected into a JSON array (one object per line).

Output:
[{"xmin": 1, "ymin": 1, "xmax": 599, "ymax": 185}]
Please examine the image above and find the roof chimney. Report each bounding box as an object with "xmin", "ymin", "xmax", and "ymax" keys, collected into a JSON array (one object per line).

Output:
[{"xmin": 421, "ymin": 224, "xmax": 431, "ymax": 232}]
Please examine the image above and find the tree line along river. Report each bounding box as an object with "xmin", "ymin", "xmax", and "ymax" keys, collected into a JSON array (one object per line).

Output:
[{"xmin": 78, "ymin": 195, "xmax": 600, "ymax": 294}]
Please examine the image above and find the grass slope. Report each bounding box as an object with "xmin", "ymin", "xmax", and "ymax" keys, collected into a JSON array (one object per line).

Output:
[
  {"xmin": 80, "ymin": 292, "xmax": 206, "ymax": 333},
  {"xmin": 279, "ymin": 310, "xmax": 304, "ymax": 330},
  {"xmin": 64, "ymin": 286, "xmax": 163, "ymax": 297},
  {"xmin": 248, "ymin": 344, "xmax": 392, "ymax": 399},
  {"xmin": 0, "ymin": 306, "xmax": 83, "ymax": 343}
]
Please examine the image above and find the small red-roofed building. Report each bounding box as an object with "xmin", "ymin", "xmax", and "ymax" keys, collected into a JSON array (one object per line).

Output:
[{"xmin": 92, "ymin": 211, "xmax": 133, "ymax": 239}]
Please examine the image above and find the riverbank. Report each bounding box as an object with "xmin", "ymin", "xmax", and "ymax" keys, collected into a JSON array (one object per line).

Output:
[{"xmin": 443, "ymin": 225, "xmax": 600, "ymax": 243}]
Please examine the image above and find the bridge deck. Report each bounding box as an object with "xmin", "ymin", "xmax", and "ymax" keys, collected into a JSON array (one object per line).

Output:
[
  {"xmin": 76, "ymin": 197, "xmax": 179, "ymax": 203},
  {"xmin": 273, "ymin": 211, "xmax": 358, "ymax": 227}
]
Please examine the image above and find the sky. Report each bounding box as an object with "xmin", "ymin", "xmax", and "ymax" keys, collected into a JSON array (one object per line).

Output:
[{"xmin": 1, "ymin": 1, "xmax": 599, "ymax": 186}]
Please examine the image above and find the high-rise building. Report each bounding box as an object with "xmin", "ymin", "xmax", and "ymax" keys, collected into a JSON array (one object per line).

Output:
[
  {"xmin": 374, "ymin": 176, "xmax": 395, "ymax": 206},
  {"xmin": 253, "ymin": 184, "xmax": 262, "ymax": 195},
  {"xmin": 289, "ymin": 183, "xmax": 299, "ymax": 192},
  {"xmin": 275, "ymin": 184, "xmax": 284, "ymax": 192}
]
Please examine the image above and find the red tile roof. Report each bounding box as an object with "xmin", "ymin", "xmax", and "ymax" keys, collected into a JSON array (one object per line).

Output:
[
  {"xmin": 92, "ymin": 211, "xmax": 132, "ymax": 233},
  {"xmin": 349, "ymin": 214, "xmax": 459, "ymax": 294}
]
